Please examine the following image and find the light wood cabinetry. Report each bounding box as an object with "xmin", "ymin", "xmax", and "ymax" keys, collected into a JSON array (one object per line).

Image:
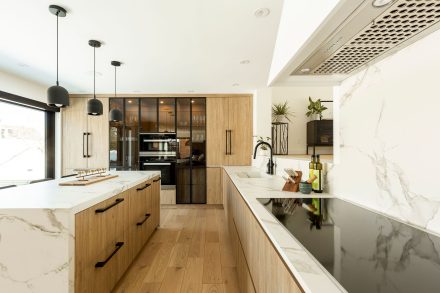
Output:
[
  {"xmin": 206, "ymin": 96, "xmax": 252, "ymax": 166},
  {"xmin": 61, "ymin": 97, "xmax": 109, "ymax": 176},
  {"xmin": 207, "ymin": 167, "xmax": 222, "ymax": 204},
  {"xmin": 75, "ymin": 175, "xmax": 160, "ymax": 293},
  {"xmin": 223, "ymin": 170, "xmax": 303, "ymax": 293}
]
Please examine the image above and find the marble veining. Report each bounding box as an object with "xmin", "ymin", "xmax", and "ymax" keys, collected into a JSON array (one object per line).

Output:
[{"xmin": 0, "ymin": 171, "xmax": 160, "ymax": 293}]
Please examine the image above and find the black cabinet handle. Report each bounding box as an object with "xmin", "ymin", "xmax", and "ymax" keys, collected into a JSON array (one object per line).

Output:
[
  {"xmin": 136, "ymin": 213, "xmax": 151, "ymax": 226},
  {"xmin": 229, "ymin": 130, "xmax": 232, "ymax": 155},
  {"xmin": 95, "ymin": 242, "xmax": 124, "ymax": 268},
  {"xmin": 136, "ymin": 183, "xmax": 151, "ymax": 191},
  {"xmin": 95, "ymin": 198, "xmax": 124, "ymax": 213},
  {"xmin": 225, "ymin": 130, "xmax": 228, "ymax": 155},
  {"xmin": 153, "ymin": 177, "xmax": 161, "ymax": 182},
  {"xmin": 86, "ymin": 132, "xmax": 91, "ymax": 158},
  {"xmin": 82, "ymin": 133, "xmax": 86, "ymax": 158}
]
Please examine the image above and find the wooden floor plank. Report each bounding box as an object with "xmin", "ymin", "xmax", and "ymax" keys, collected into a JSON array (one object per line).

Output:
[
  {"xmin": 159, "ymin": 267, "xmax": 185, "ymax": 293},
  {"xmin": 201, "ymin": 284, "xmax": 225, "ymax": 293},
  {"xmin": 202, "ymin": 243, "xmax": 223, "ymax": 284},
  {"xmin": 169, "ymin": 243, "xmax": 190, "ymax": 268},
  {"xmin": 180, "ymin": 257, "xmax": 204, "ymax": 293}
]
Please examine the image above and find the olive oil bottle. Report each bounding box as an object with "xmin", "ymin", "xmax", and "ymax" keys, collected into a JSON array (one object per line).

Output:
[
  {"xmin": 309, "ymin": 155, "xmax": 316, "ymax": 181},
  {"xmin": 313, "ymin": 155, "xmax": 323, "ymax": 193}
]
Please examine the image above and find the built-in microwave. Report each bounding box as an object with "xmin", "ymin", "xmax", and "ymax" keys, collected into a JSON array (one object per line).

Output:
[{"xmin": 139, "ymin": 133, "xmax": 178, "ymax": 157}]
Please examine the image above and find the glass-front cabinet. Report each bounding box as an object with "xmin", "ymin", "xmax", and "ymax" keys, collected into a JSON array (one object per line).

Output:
[
  {"xmin": 124, "ymin": 99, "xmax": 139, "ymax": 169},
  {"xmin": 109, "ymin": 99, "xmax": 124, "ymax": 169},
  {"xmin": 109, "ymin": 97, "xmax": 206, "ymax": 203}
]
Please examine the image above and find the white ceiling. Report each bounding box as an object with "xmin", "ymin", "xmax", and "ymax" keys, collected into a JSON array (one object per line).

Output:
[{"xmin": 0, "ymin": 0, "xmax": 283, "ymax": 94}]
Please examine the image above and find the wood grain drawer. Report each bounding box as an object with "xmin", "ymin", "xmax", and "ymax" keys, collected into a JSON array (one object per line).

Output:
[
  {"xmin": 75, "ymin": 191, "xmax": 129, "ymax": 293},
  {"xmin": 129, "ymin": 179, "xmax": 153, "ymax": 261}
]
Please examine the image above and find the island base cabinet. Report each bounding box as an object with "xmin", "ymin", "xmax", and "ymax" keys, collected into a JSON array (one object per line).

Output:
[
  {"xmin": 75, "ymin": 175, "xmax": 161, "ymax": 293},
  {"xmin": 75, "ymin": 191, "xmax": 130, "ymax": 293},
  {"xmin": 223, "ymin": 170, "xmax": 302, "ymax": 293}
]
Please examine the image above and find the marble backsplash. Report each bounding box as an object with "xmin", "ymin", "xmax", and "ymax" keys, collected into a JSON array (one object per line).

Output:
[{"xmin": 327, "ymin": 28, "xmax": 440, "ymax": 235}]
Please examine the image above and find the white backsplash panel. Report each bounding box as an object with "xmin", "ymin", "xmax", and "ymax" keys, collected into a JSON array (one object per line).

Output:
[{"xmin": 328, "ymin": 28, "xmax": 440, "ymax": 235}]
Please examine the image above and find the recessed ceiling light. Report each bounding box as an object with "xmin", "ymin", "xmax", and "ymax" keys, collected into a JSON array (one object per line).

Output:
[
  {"xmin": 132, "ymin": 90, "xmax": 141, "ymax": 93},
  {"xmin": 188, "ymin": 90, "xmax": 195, "ymax": 93},
  {"xmin": 160, "ymin": 100, "xmax": 164, "ymax": 104},
  {"xmin": 240, "ymin": 60, "xmax": 250, "ymax": 65},
  {"xmin": 372, "ymin": 0, "xmax": 393, "ymax": 7},
  {"xmin": 127, "ymin": 100, "xmax": 133, "ymax": 104},
  {"xmin": 18, "ymin": 63, "xmax": 29, "ymax": 68},
  {"xmin": 232, "ymin": 83, "xmax": 240, "ymax": 87},
  {"xmin": 254, "ymin": 8, "xmax": 270, "ymax": 18},
  {"xmin": 191, "ymin": 100, "xmax": 195, "ymax": 103},
  {"xmin": 300, "ymin": 68, "xmax": 311, "ymax": 73}
]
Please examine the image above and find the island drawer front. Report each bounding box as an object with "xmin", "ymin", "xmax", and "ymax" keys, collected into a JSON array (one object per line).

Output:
[
  {"xmin": 129, "ymin": 179, "xmax": 153, "ymax": 261},
  {"xmin": 75, "ymin": 190, "xmax": 130, "ymax": 293}
]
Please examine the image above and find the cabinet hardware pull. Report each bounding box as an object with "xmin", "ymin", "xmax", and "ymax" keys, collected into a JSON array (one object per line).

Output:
[
  {"xmin": 153, "ymin": 177, "xmax": 161, "ymax": 182},
  {"xmin": 136, "ymin": 183, "xmax": 151, "ymax": 191},
  {"xmin": 95, "ymin": 198, "xmax": 124, "ymax": 213},
  {"xmin": 86, "ymin": 132, "xmax": 91, "ymax": 158},
  {"xmin": 225, "ymin": 130, "xmax": 229, "ymax": 155},
  {"xmin": 136, "ymin": 213, "xmax": 151, "ymax": 226},
  {"xmin": 82, "ymin": 133, "xmax": 86, "ymax": 158},
  {"xmin": 229, "ymin": 130, "xmax": 232, "ymax": 155},
  {"xmin": 95, "ymin": 242, "xmax": 124, "ymax": 268}
]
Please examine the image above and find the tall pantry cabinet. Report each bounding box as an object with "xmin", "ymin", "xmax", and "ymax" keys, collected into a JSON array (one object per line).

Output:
[
  {"xmin": 62, "ymin": 97, "xmax": 109, "ymax": 176},
  {"xmin": 206, "ymin": 96, "xmax": 253, "ymax": 204}
]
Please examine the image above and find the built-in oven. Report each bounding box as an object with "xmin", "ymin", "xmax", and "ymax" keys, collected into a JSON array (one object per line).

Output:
[
  {"xmin": 139, "ymin": 133, "xmax": 177, "ymax": 187},
  {"xmin": 139, "ymin": 157, "xmax": 176, "ymax": 186},
  {"xmin": 139, "ymin": 133, "xmax": 178, "ymax": 157}
]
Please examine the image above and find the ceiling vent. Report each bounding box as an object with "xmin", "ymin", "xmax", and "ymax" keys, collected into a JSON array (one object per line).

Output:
[{"xmin": 291, "ymin": 0, "xmax": 440, "ymax": 76}]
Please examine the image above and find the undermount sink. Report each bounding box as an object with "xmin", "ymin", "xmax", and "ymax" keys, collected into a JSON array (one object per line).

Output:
[{"xmin": 235, "ymin": 171, "xmax": 267, "ymax": 178}]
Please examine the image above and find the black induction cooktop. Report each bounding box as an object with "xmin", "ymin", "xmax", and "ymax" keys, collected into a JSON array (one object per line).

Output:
[{"xmin": 258, "ymin": 198, "xmax": 440, "ymax": 293}]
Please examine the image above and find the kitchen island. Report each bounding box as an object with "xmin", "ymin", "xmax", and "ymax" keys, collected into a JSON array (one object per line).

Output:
[
  {"xmin": 223, "ymin": 166, "xmax": 440, "ymax": 293},
  {"xmin": 0, "ymin": 171, "xmax": 161, "ymax": 293}
]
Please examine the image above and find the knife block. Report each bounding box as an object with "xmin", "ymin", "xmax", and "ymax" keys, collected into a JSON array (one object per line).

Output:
[{"xmin": 282, "ymin": 171, "xmax": 302, "ymax": 192}]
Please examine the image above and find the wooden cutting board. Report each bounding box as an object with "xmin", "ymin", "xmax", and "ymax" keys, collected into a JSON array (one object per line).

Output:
[{"xmin": 59, "ymin": 175, "xmax": 119, "ymax": 186}]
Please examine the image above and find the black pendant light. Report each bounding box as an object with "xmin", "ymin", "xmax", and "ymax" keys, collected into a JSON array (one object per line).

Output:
[
  {"xmin": 47, "ymin": 5, "xmax": 69, "ymax": 108},
  {"xmin": 109, "ymin": 61, "xmax": 123, "ymax": 122},
  {"xmin": 87, "ymin": 40, "xmax": 103, "ymax": 116}
]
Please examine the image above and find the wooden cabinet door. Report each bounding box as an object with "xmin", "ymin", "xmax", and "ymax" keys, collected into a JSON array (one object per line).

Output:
[
  {"xmin": 75, "ymin": 191, "xmax": 129, "ymax": 293},
  {"xmin": 151, "ymin": 176, "xmax": 161, "ymax": 228},
  {"xmin": 87, "ymin": 98, "xmax": 109, "ymax": 169},
  {"xmin": 61, "ymin": 98, "xmax": 88, "ymax": 175},
  {"xmin": 129, "ymin": 181, "xmax": 150, "ymax": 261},
  {"xmin": 228, "ymin": 97, "xmax": 252, "ymax": 166},
  {"xmin": 207, "ymin": 167, "xmax": 222, "ymax": 204},
  {"xmin": 206, "ymin": 97, "xmax": 229, "ymax": 166}
]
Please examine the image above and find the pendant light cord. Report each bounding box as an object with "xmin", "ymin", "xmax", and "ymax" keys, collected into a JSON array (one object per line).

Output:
[
  {"xmin": 56, "ymin": 12, "xmax": 59, "ymax": 86},
  {"xmin": 93, "ymin": 46, "xmax": 96, "ymax": 99},
  {"xmin": 114, "ymin": 65, "xmax": 117, "ymax": 98}
]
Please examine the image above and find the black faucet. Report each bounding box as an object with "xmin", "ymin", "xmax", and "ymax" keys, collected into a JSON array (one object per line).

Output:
[{"xmin": 253, "ymin": 142, "xmax": 274, "ymax": 175}]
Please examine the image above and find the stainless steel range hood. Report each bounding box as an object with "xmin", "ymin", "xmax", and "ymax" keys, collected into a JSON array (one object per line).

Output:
[{"xmin": 291, "ymin": 0, "xmax": 440, "ymax": 78}]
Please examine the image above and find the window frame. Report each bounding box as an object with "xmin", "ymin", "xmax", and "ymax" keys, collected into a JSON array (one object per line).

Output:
[{"xmin": 0, "ymin": 90, "xmax": 59, "ymax": 180}]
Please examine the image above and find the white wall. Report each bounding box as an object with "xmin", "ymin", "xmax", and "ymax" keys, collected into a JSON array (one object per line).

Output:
[
  {"xmin": 0, "ymin": 69, "xmax": 46, "ymax": 102},
  {"xmin": 268, "ymin": 0, "xmax": 339, "ymax": 85},
  {"xmin": 328, "ymin": 27, "xmax": 440, "ymax": 235},
  {"xmin": 272, "ymin": 86, "xmax": 333, "ymax": 154},
  {"xmin": 254, "ymin": 86, "xmax": 334, "ymax": 156}
]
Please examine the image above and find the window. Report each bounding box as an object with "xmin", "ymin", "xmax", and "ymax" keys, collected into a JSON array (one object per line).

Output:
[{"xmin": 0, "ymin": 91, "xmax": 57, "ymax": 187}]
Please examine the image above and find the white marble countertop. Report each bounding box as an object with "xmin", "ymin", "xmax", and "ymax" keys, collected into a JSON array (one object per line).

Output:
[
  {"xmin": 223, "ymin": 166, "xmax": 344, "ymax": 293},
  {"xmin": 0, "ymin": 171, "xmax": 160, "ymax": 214}
]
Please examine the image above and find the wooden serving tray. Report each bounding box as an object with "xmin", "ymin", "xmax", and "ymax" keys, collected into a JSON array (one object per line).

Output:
[{"xmin": 59, "ymin": 175, "xmax": 118, "ymax": 186}]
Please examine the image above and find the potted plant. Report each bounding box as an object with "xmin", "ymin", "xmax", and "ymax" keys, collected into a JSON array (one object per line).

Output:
[
  {"xmin": 255, "ymin": 136, "xmax": 271, "ymax": 156},
  {"xmin": 272, "ymin": 101, "xmax": 294, "ymax": 123},
  {"xmin": 306, "ymin": 97, "xmax": 328, "ymax": 120}
]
